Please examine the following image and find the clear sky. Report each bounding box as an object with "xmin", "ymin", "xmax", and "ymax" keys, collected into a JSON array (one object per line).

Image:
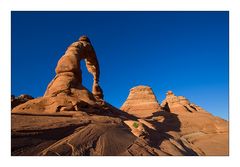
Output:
[{"xmin": 11, "ymin": 11, "xmax": 229, "ymax": 120}]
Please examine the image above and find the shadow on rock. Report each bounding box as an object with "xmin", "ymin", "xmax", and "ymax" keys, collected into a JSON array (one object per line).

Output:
[
  {"xmin": 144, "ymin": 110, "xmax": 198, "ymax": 155},
  {"xmin": 96, "ymin": 101, "xmax": 139, "ymax": 121}
]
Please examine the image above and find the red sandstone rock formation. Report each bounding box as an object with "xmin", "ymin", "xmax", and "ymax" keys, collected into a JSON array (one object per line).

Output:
[
  {"xmin": 11, "ymin": 87, "xmax": 228, "ymax": 156},
  {"xmin": 120, "ymin": 86, "xmax": 228, "ymax": 155},
  {"xmin": 12, "ymin": 36, "xmax": 104, "ymax": 113},
  {"xmin": 121, "ymin": 85, "xmax": 162, "ymax": 118},
  {"xmin": 161, "ymin": 91, "xmax": 207, "ymax": 113},
  {"xmin": 159, "ymin": 90, "xmax": 229, "ymax": 155},
  {"xmin": 11, "ymin": 37, "xmax": 228, "ymax": 156}
]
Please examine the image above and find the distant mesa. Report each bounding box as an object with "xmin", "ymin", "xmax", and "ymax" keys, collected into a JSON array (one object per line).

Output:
[{"xmin": 121, "ymin": 85, "xmax": 162, "ymax": 118}]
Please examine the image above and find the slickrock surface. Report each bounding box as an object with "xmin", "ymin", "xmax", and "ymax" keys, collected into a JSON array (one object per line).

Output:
[
  {"xmin": 121, "ymin": 86, "xmax": 162, "ymax": 118},
  {"xmin": 159, "ymin": 91, "xmax": 229, "ymax": 155},
  {"xmin": 12, "ymin": 111, "xmax": 136, "ymax": 156},
  {"xmin": 11, "ymin": 108, "xmax": 168, "ymax": 156}
]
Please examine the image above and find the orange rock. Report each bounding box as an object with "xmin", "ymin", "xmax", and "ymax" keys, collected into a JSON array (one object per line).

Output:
[
  {"xmin": 159, "ymin": 90, "xmax": 229, "ymax": 155},
  {"xmin": 12, "ymin": 36, "xmax": 104, "ymax": 113},
  {"xmin": 161, "ymin": 91, "xmax": 201, "ymax": 113},
  {"xmin": 121, "ymin": 85, "xmax": 162, "ymax": 118},
  {"xmin": 121, "ymin": 87, "xmax": 229, "ymax": 155},
  {"xmin": 11, "ymin": 36, "xmax": 229, "ymax": 156},
  {"xmin": 44, "ymin": 35, "xmax": 103, "ymax": 100}
]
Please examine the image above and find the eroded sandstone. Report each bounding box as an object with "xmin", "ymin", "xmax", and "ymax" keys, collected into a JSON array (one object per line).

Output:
[
  {"xmin": 121, "ymin": 85, "xmax": 162, "ymax": 118},
  {"xmin": 12, "ymin": 36, "xmax": 104, "ymax": 114}
]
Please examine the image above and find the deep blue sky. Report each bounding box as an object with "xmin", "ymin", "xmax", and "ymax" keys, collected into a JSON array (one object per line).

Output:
[{"xmin": 11, "ymin": 11, "xmax": 229, "ymax": 120}]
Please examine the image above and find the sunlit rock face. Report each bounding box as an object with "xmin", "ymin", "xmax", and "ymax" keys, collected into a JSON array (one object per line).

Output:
[
  {"xmin": 121, "ymin": 85, "xmax": 162, "ymax": 118},
  {"xmin": 159, "ymin": 90, "xmax": 229, "ymax": 155},
  {"xmin": 161, "ymin": 91, "xmax": 207, "ymax": 113},
  {"xmin": 12, "ymin": 36, "xmax": 104, "ymax": 114}
]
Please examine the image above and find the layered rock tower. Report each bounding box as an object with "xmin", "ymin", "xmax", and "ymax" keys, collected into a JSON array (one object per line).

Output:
[
  {"xmin": 121, "ymin": 85, "xmax": 162, "ymax": 118},
  {"xmin": 161, "ymin": 91, "xmax": 206, "ymax": 113}
]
